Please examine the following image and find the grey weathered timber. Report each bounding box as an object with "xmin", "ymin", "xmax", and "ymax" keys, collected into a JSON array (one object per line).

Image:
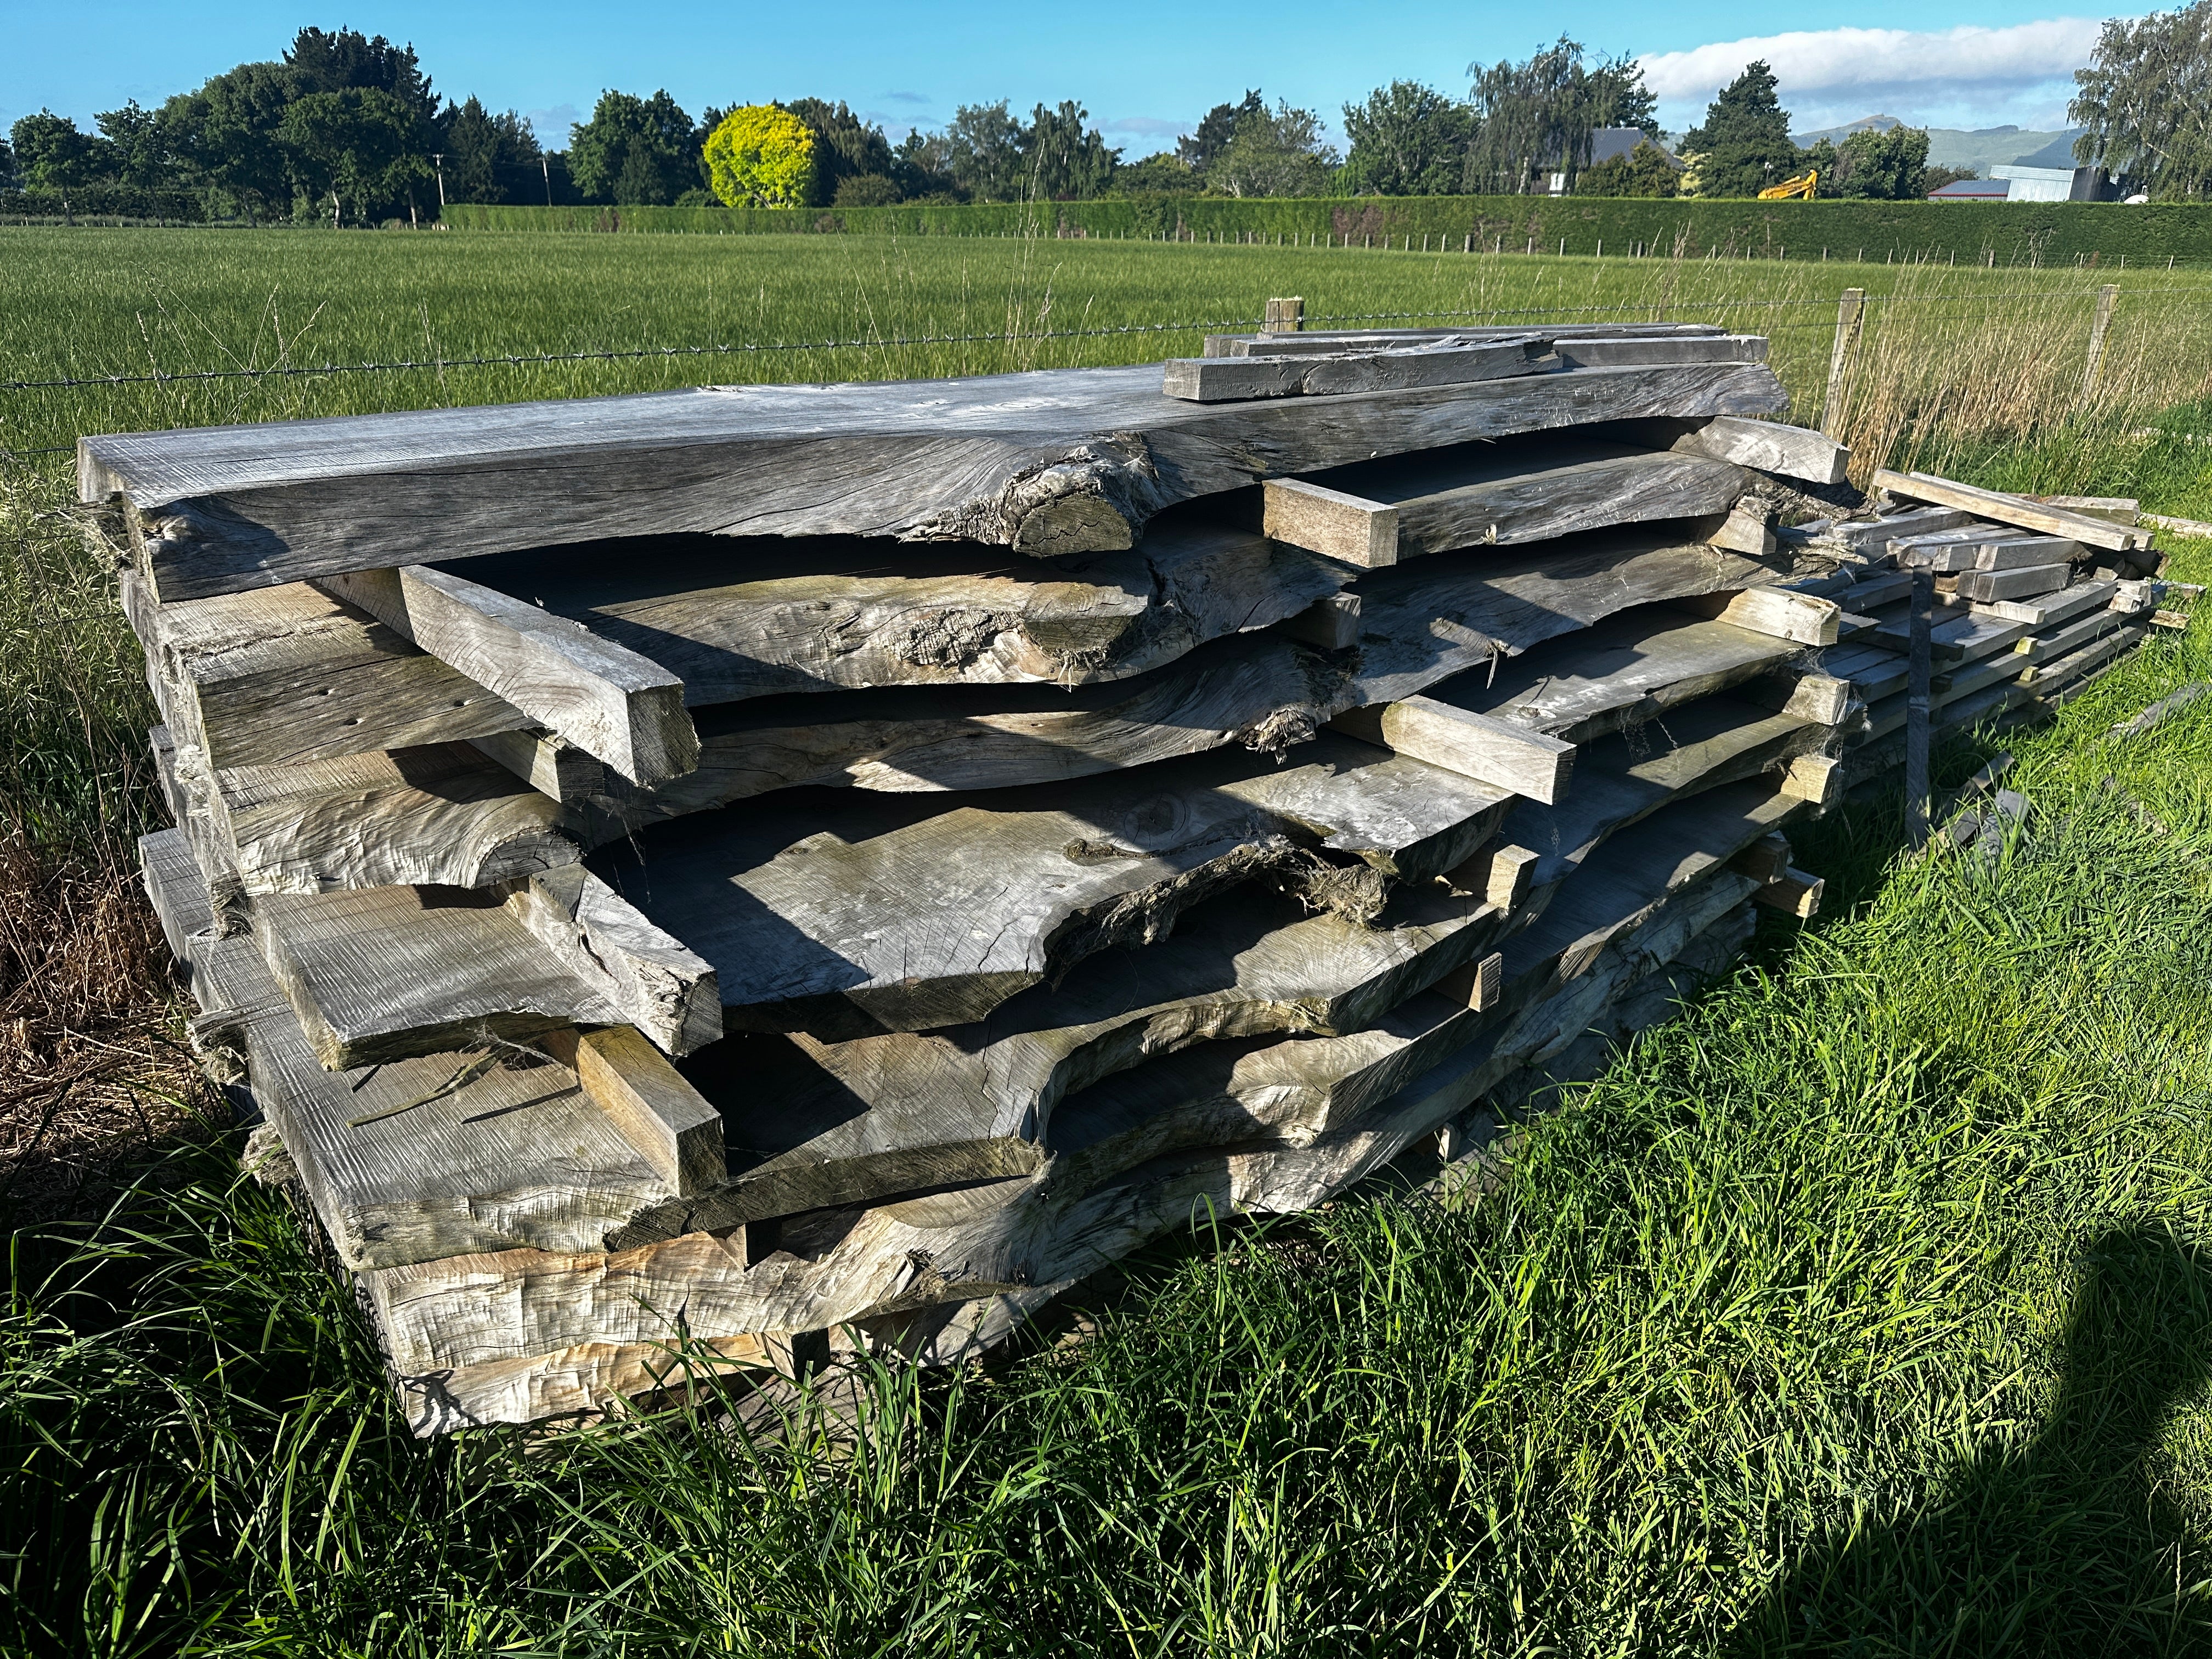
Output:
[
  {"xmin": 1421, "ymin": 611, "xmax": 1809, "ymax": 745},
  {"xmin": 318, "ymin": 565, "xmax": 698, "ymax": 784},
  {"xmin": 1053, "ymin": 855, "xmax": 1765, "ymax": 1201},
  {"xmin": 1953, "ymin": 562, "xmax": 2072, "ymax": 603},
  {"xmin": 1891, "ymin": 529, "xmax": 1990, "ymax": 573},
  {"xmin": 1331, "ymin": 700, "xmax": 1577, "ymax": 803},
  {"xmin": 1260, "ymin": 438, "xmax": 1751, "ymax": 566},
  {"xmin": 141, "ymin": 830, "xmax": 687, "ymax": 1273},
  {"xmin": 500, "ymin": 864, "xmax": 723, "ymax": 1054},
  {"xmin": 2017, "ymin": 620, "xmax": 2146, "ymax": 687},
  {"xmin": 1671, "ymin": 586, "xmax": 1841, "ymax": 646},
  {"xmin": 360, "ymin": 783, "xmax": 1793, "ymax": 1397},
  {"xmin": 578, "ymin": 528, "xmax": 1781, "ymax": 830},
  {"xmin": 244, "ymin": 854, "xmax": 718, "ymax": 1068},
  {"xmin": 1972, "ymin": 578, "xmax": 2118, "ymax": 628},
  {"xmin": 81, "ymin": 359, "xmax": 1791, "ymax": 600},
  {"xmin": 125, "ymin": 572, "xmax": 526, "ymax": 770},
  {"xmin": 443, "ymin": 523, "xmax": 1349, "ymax": 706},
  {"xmin": 640, "ymin": 881, "xmax": 1508, "ymax": 1233},
  {"xmin": 1279, "ymin": 591, "xmax": 1362, "ymax": 649},
  {"xmin": 250, "ymin": 883, "xmax": 629, "ymax": 1069},
  {"xmin": 1974, "ymin": 535, "xmax": 2083, "ymax": 572},
  {"xmin": 1203, "ymin": 324, "xmax": 1726, "ymax": 357},
  {"xmin": 541, "ymin": 1025, "xmax": 724, "ymax": 1197},
  {"xmin": 1865, "ymin": 599, "xmax": 2030, "ymax": 662},
  {"xmin": 1162, "ymin": 336, "xmax": 1550, "ymax": 401},
  {"xmin": 467, "ymin": 728, "xmax": 607, "ymax": 799},
  {"xmin": 1668, "ymin": 415, "xmax": 1850, "ymax": 484},
  {"xmin": 591, "ymin": 736, "xmax": 1515, "ymax": 1040},
  {"xmin": 1873, "ymin": 469, "xmax": 2153, "ymax": 552},
  {"xmin": 2013, "ymin": 604, "xmax": 2129, "ymax": 665},
  {"xmin": 190, "ymin": 740, "xmax": 574, "ymax": 895},
  {"xmin": 627, "ymin": 688, "xmax": 1822, "ymax": 1232},
  {"xmin": 1819, "ymin": 507, "xmax": 1976, "ymax": 553},
  {"xmin": 1551, "ymin": 335, "xmax": 1768, "ymax": 369}
]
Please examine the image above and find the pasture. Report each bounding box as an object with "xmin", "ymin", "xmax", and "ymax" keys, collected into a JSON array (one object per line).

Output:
[{"xmin": 6, "ymin": 227, "xmax": 2212, "ymax": 1654}]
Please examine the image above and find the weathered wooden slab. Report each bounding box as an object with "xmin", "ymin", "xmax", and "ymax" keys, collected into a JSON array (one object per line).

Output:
[
  {"xmin": 140, "ymin": 830, "xmax": 688, "ymax": 1272},
  {"xmin": 1419, "ymin": 610, "xmax": 1809, "ymax": 745},
  {"xmin": 1672, "ymin": 586, "xmax": 1841, "ymax": 646},
  {"xmin": 639, "ymin": 881, "xmax": 1509, "ymax": 1232},
  {"xmin": 1048, "ymin": 858, "xmax": 1763, "ymax": 1201},
  {"xmin": 81, "ymin": 359, "xmax": 1791, "ymax": 600},
  {"xmin": 360, "ymin": 785, "xmax": 1793, "ymax": 1390},
  {"xmin": 2013, "ymin": 604, "xmax": 2130, "ymax": 665},
  {"xmin": 440, "ymin": 522, "xmax": 1349, "ymax": 706},
  {"xmin": 1260, "ymin": 438, "xmax": 1750, "ymax": 566},
  {"xmin": 542, "ymin": 1025, "xmax": 724, "ymax": 1197},
  {"xmin": 591, "ymin": 736, "xmax": 1515, "ymax": 1039},
  {"xmin": 249, "ymin": 863, "xmax": 720, "ymax": 1067},
  {"xmin": 1953, "ymin": 562, "xmax": 2071, "ymax": 603},
  {"xmin": 1873, "ymin": 469, "xmax": 2152, "ymax": 553},
  {"xmin": 124, "ymin": 572, "xmax": 526, "ymax": 770},
  {"xmin": 1551, "ymin": 335, "xmax": 1768, "ymax": 369},
  {"xmin": 1163, "ymin": 336, "xmax": 1550, "ymax": 401},
  {"xmin": 318, "ymin": 564, "xmax": 698, "ymax": 785},
  {"xmin": 578, "ymin": 527, "xmax": 1784, "ymax": 830},
  {"xmin": 1331, "ymin": 699, "xmax": 1578, "ymax": 803},
  {"xmin": 613, "ymin": 689, "xmax": 1816, "ymax": 1234},
  {"xmin": 189, "ymin": 741, "xmax": 574, "ymax": 895},
  {"xmin": 1668, "ymin": 415, "xmax": 1849, "ymax": 485},
  {"xmin": 1203, "ymin": 324, "xmax": 1726, "ymax": 358},
  {"xmin": 1972, "ymin": 578, "xmax": 2118, "ymax": 628}
]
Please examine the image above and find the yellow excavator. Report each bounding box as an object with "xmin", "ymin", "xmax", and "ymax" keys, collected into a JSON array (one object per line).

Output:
[{"xmin": 1758, "ymin": 169, "xmax": 1819, "ymax": 201}]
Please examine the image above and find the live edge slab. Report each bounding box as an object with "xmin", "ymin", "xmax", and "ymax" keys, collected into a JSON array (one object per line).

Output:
[{"xmin": 80, "ymin": 359, "xmax": 1789, "ymax": 600}]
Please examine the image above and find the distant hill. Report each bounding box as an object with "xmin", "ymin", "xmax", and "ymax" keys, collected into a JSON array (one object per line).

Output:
[{"xmin": 1787, "ymin": 118, "xmax": 2084, "ymax": 175}]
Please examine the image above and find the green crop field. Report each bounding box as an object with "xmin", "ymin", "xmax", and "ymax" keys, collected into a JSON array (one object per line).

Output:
[{"xmin": 8, "ymin": 226, "xmax": 2212, "ymax": 1654}]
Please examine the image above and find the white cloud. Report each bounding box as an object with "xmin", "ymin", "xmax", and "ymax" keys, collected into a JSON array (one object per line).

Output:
[
  {"xmin": 1104, "ymin": 115, "xmax": 1190, "ymax": 136},
  {"xmin": 1639, "ymin": 18, "xmax": 2106, "ymax": 129}
]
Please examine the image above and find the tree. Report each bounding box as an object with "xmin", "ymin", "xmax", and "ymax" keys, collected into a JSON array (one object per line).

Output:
[
  {"xmin": 1575, "ymin": 140, "xmax": 1679, "ymax": 197},
  {"xmin": 436, "ymin": 98, "xmax": 541, "ymax": 205},
  {"xmin": 94, "ymin": 101, "xmax": 173, "ymax": 189},
  {"xmin": 9, "ymin": 112, "xmax": 101, "ymax": 211},
  {"xmin": 704, "ymin": 105, "xmax": 815, "ymax": 206},
  {"xmin": 943, "ymin": 101, "xmax": 1025, "ymax": 201},
  {"xmin": 1827, "ymin": 125, "xmax": 1929, "ymax": 199},
  {"xmin": 162, "ymin": 60, "xmax": 303, "ymax": 218},
  {"xmin": 2072, "ymin": 1, "xmax": 2212, "ymax": 198},
  {"xmin": 569, "ymin": 90, "xmax": 698, "ymax": 204},
  {"xmin": 1111, "ymin": 151, "xmax": 1199, "ymax": 195},
  {"xmin": 1681, "ymin": 61, "xmax": 1803, "ymax": 198},
  {"xmin": 833, "ymin": 173, "xmax": 901, "ymax": 206},
  {"xmin": 278, "ymin": 87, "xmax": 430, "ymax": 222},
  {"xmin": 1178, "ymin": 91, "xmax": 1263, "ymax": 173},
  {"xmin": 1209, "ymin": 100, "xmax": 1338, "ymax": 198},
  {"xmin": 891, "ymin": 129, "xmax": 964, "ymax": 200},
  {"xmin": 1341, "ymin": 82, "xmax": 1474, "ymax": 195},
  {"xmin": 786, "ymin": 99, "xmax": 894, "ymax": 205},
  {"xmin": 1922, "ymin": 163, "xmax": 1979, "ymax": 195},
  {"xmin": 285, "ymin": 26, "xmax": 437, "ymax": 125},
  {"xmin": 1022, "ymin": 101, "xmax": 1118, "ymax": 199},
  {"xmin": 0, "ymin": 137, "xmax": 15, "ymax": 190}
]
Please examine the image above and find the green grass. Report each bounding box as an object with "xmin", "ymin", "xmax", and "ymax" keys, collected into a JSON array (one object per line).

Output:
[
  {"xmin": 9, "ymin": 227, "xmax": 2212, "ymax": 1654},
  {"xmin": 7, "ymin": 228, "xmax": 2212, "ymax": 463}
]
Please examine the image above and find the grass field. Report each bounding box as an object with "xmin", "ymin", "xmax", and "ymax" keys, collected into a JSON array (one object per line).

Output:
[{"xmin": 7, "ymin": 228, "xmax": 2212, "ymax": 1654}]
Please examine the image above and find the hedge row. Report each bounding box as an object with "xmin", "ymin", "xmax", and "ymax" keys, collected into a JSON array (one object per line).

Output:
[
  {"xmin": 0, "ymin": 187, "xmax": 210, "ymax": 222},
  {"xmin": 442, "ymin": 195, "xmax": 2212, "ymax": 267}
]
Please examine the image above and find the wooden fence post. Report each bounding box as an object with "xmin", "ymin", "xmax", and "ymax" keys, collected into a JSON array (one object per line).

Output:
[
  {"xmin": 1263, "ymin": 297, "xmax": 1304, "ymax": 335},
  {"xmin": 1821, "ymin": 287, "xmax": 1866, "ymax": 439},
  {"xmin": 2079, "ymin": 283, "xmax": 2119, "ymax": 403},
  {"xmin": 1905, "ymin": 568, "xmax": 1933, "ymax": 848}
]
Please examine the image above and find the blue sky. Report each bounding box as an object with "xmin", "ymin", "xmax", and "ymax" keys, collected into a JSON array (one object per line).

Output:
[{"xmin": 2, "ymin": 0, "xmax": 2108, "ymax": 148}]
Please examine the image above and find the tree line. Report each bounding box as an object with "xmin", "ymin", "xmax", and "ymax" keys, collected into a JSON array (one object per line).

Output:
[{"xmin": 5, "ymin": 11, "xmax": 2207, "ymax": 224}]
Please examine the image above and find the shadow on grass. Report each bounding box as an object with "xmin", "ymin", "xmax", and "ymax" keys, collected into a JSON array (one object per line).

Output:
[{"xmin": 1733, "ymin": 1223, "xmax": 2212, "ymax": 1655}]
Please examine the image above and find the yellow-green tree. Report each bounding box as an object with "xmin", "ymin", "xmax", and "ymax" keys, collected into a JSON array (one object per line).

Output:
[{"xmin": 704, "ymin": 105, "xmax": 815, "ymax": 206}]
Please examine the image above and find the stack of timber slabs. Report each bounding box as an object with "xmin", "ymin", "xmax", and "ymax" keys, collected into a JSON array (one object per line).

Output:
[
  {"xmin": 95, "ymin": 329, "xmax": 1929, "ymax": 1431},
  {"xmin": 1773, "ymin": 469, "xmax": 2170, "ymax": 791}
]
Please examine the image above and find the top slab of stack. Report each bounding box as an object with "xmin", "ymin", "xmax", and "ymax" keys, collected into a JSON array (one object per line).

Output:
[{"xmin": 79, "ymin": 352, "xmax": 1791, "ymax": 601}]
